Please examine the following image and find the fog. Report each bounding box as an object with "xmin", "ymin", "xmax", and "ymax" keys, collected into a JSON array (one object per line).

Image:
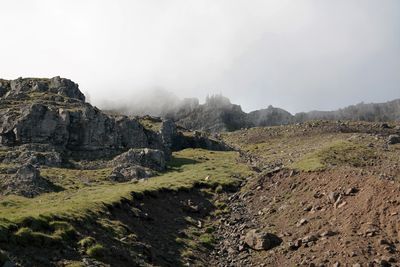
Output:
[{"xmin": 0, "ymin": 0, "xmax": 399, "ymax": 113}]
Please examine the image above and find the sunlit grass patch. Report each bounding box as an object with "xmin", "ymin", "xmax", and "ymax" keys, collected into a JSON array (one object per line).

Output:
[
  {"xmin": 292, "ymin": 140, "xmax": 375, "ymax": 172},
  {"xmin": 0, "ymin": 149, "xmax": 250, "ymax": 235}
]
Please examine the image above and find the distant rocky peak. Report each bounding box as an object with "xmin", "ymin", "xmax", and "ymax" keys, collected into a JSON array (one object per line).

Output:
[
  {"xmin": 1, "ymin": 76, "xmax": 86, "ymax": 102},
  {"xmin": 204, "ymin": 94, "xmax": 232, "ymax": 108}
]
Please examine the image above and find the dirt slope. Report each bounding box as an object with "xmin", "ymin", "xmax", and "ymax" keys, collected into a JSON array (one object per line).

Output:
[{"xmin": 209, "ymin": 121, "xmax": 400, "ymax": 266}]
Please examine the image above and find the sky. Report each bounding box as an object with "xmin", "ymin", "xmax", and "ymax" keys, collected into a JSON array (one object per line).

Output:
[{"xmin": 0, "ymin": 0, "xmax": 399, "ymax": 113}]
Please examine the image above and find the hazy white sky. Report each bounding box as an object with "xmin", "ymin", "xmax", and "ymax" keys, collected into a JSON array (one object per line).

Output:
[{"xmin": 0, "ymin": 0, "xmax": 399, "ymax": 113}]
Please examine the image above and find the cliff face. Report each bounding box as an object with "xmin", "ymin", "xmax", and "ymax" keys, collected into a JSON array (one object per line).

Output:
[
  {"xmin": 0, "ymin": 77, "xmax": 166, "ymax": 157},
  {"xmin": 176, "ymin": 96, "xmax": 248, "ymax": 132},
  {"xmin": 173, "ymin": 98, "xmax": 400, "ymax": 133},
  {"xmin": 174, "ymin": 96, "xmax": 293, "ymax": 132}
]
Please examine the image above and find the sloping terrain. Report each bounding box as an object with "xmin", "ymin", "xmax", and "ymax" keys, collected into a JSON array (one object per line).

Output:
[
  {"xmin": 1, "ymin": 77, "xmax": 400, "ymax": 267},
  {"xmin": 207, "ymin": 121, "xmax": 400, "ymax": 266},
  {"xmin": 111, "ymin": 92, "xmax": 400, "ymax": 133},
  {"xmin": 0, "ymin": 77, "xmax": 247, "ymax": 267}
]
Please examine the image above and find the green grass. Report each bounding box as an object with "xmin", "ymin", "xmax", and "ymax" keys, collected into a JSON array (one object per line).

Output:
[
  {"xmin": 198, "ymin": 233, "xmax": 215, "ymax": 249},
  {"xmin": 292, "ymin": 140, "xmax": 375, "ymax": 172},
  {"xmin": 41, "ymin": 167, "xmax": 113, "ymax": 189},
  {"xmin": 86, "ymin": 243, "xmax": 106, "ymax": 258},
  {"xmin": 138, "ymin": 118, "xmax": 162, "ymax": 132},
  {"xmin": 0, "ymin": 149, "xmax": 250, "ymax": 233},
  {"xmin": 78, "ymin": 236, "xmax": 96, "ymax": 248},
  {"xmin": 12, "ymin": 227, "xmax": 63, "ymax": 247}
]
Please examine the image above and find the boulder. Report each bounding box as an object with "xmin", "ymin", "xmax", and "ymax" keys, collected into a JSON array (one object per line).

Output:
[
  {"xmin": 109, "ymin": 165, "xmax": 156, "ymax": 182},
  {"xmin": 1, "ymin": 164, "xmax": 58, "ymax": 197},
  {"xmin": 112, "ymin": 148, "xmax": 165, "ymax": 171},
  {"xmin": 244, "ymin": 229, "xmax": 282, "ymax": 251},
  {"xmin": 388, "ymin": 134, "xmax": 400, "ymax": 145}
]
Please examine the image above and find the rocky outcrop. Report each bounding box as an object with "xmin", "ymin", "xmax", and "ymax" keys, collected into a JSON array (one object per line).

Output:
[
  {"xmin": 0, "ymin": 77, "xmax": 234, "ymax": 198},
  {"xmin": 176, "ymin": 95, "xmax": 249, "ymax": 132},
  {"xmin": 247, "ymin": 106, "xmax": 293, "ymax": 127},
  {"xmin": 111, "ymin": 148, "xmax": 166, "ymax": 172},
  {"xmin": 109, "ymin": 148, "xmax": 165, "ymax": 182},
  {"xmin": 0, "ymin": 76, "xmax": 85, "ymax": 101},
  {"xmin": 0, "ymin": 77, "xmax": 167, "ymax": 158},
  {"xmin": 1, "ymin": 164, "xmax": 58, "ymax": 197}
]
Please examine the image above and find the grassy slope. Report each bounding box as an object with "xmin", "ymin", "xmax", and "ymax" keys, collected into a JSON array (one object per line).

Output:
[{"xmin": 0, "ymin": 149, "xmax": 250, "ymax": 227}]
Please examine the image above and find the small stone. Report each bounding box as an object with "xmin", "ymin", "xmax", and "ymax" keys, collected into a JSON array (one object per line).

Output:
[
  {"xmin": 288, "ymin": 239, "xmax": 302, "ymax": 250},
  {"xmin": 328, "ymin": 191, "xmax": 340, "ymax": 203},
  {"xmin": 345, "ymin": 187, "xmax": 358, "ymax": 195},
  {"xmin": 297, "ymin": 218, "xmax": 308, "ymax": 227},
  {"xmin": 320, "ymin": 230, "xmax": 336, "ymax": 237},
  {"xmin": 302, "ymin": 234, "xmax": 319, "ymax": 243}
]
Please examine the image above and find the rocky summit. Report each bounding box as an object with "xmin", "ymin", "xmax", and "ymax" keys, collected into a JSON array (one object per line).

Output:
[{"xmin": 1, "ymin": 78, "xmax": 400, "ymax": 267}]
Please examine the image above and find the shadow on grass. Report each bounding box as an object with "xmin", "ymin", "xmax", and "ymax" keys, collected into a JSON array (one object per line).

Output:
[{"xmin": 168, "ymin": 157, "xmax": 199, "ymax": 169}]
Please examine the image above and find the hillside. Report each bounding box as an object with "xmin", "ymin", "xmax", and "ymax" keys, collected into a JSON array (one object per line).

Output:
[
  {"xmin": 113, "ymin": 94, "xmax": 400, "ymax": 133},
  {"xmin": 0, "ymin": 77, "xmax": 244, "ymax": 266},
  {"xmin": 1, "ymin": 78, "xmax": 400, "ymax": 266}
]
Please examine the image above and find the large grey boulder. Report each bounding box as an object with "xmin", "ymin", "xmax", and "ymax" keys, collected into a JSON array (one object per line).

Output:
[
  {"xmin": 244, "ymin": 229, "xmax": 282, "ymax": 251},
  {"xmin": 112, "ymin": 148, "xmax": 165, "ymax": 171},
  {"xmin": 109, "ymin": 165, "xmax": 156, "ymax": 182}
]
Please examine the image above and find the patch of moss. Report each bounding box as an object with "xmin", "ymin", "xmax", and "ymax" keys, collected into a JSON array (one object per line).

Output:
[
  {"xmin": 181, "ymin": 249, "xmax": 195, "ymax": 259},
  {"xmin": 78, "ymin": 236, "xmax": 96, "ymax": 248},
  {"xmin": 50, "ymin": 221, "xmax": 76, "ymax": 240},
  {"xmin": 86, "ymin": 243, "xmax": 106, "ymax": 259},
  {"xmin": 199, "ymin": 233, "xmax": 215, "ymax": 249}
]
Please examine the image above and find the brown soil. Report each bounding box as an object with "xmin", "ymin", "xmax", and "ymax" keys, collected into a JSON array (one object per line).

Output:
[{"xmin": 209, "ymin": 121, "xmax": 400, "ymax": 267}]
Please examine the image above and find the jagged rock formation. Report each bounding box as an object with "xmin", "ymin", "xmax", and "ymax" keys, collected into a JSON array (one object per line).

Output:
[
  {"xmin": 0, "ymin": 77, "xmax": 171, "ymax": 196},
  {"xmin": 0, "ymin": 77, "xmax": 231, "ymax": 197},
  {"xmin": 175, "ymin": 95, "xmax": 248, "ymax": 132},
  {"xmin": 113, "ymin": 93, "xmax": 400, "ymax": 133},
  {"xmin": 174, "ymin": 97, "xmax": 400, "ymax": 132},
  {"xmin": 0, "ymin": 77, "xmax": 169, "ymax": 158},
  {"xmin": 247, "ymin": 105, "xmax": 293, "ymax": 127},
  {"xmin": 294, "ymin": 98, "xmax": 400, "ymax": 122}
]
